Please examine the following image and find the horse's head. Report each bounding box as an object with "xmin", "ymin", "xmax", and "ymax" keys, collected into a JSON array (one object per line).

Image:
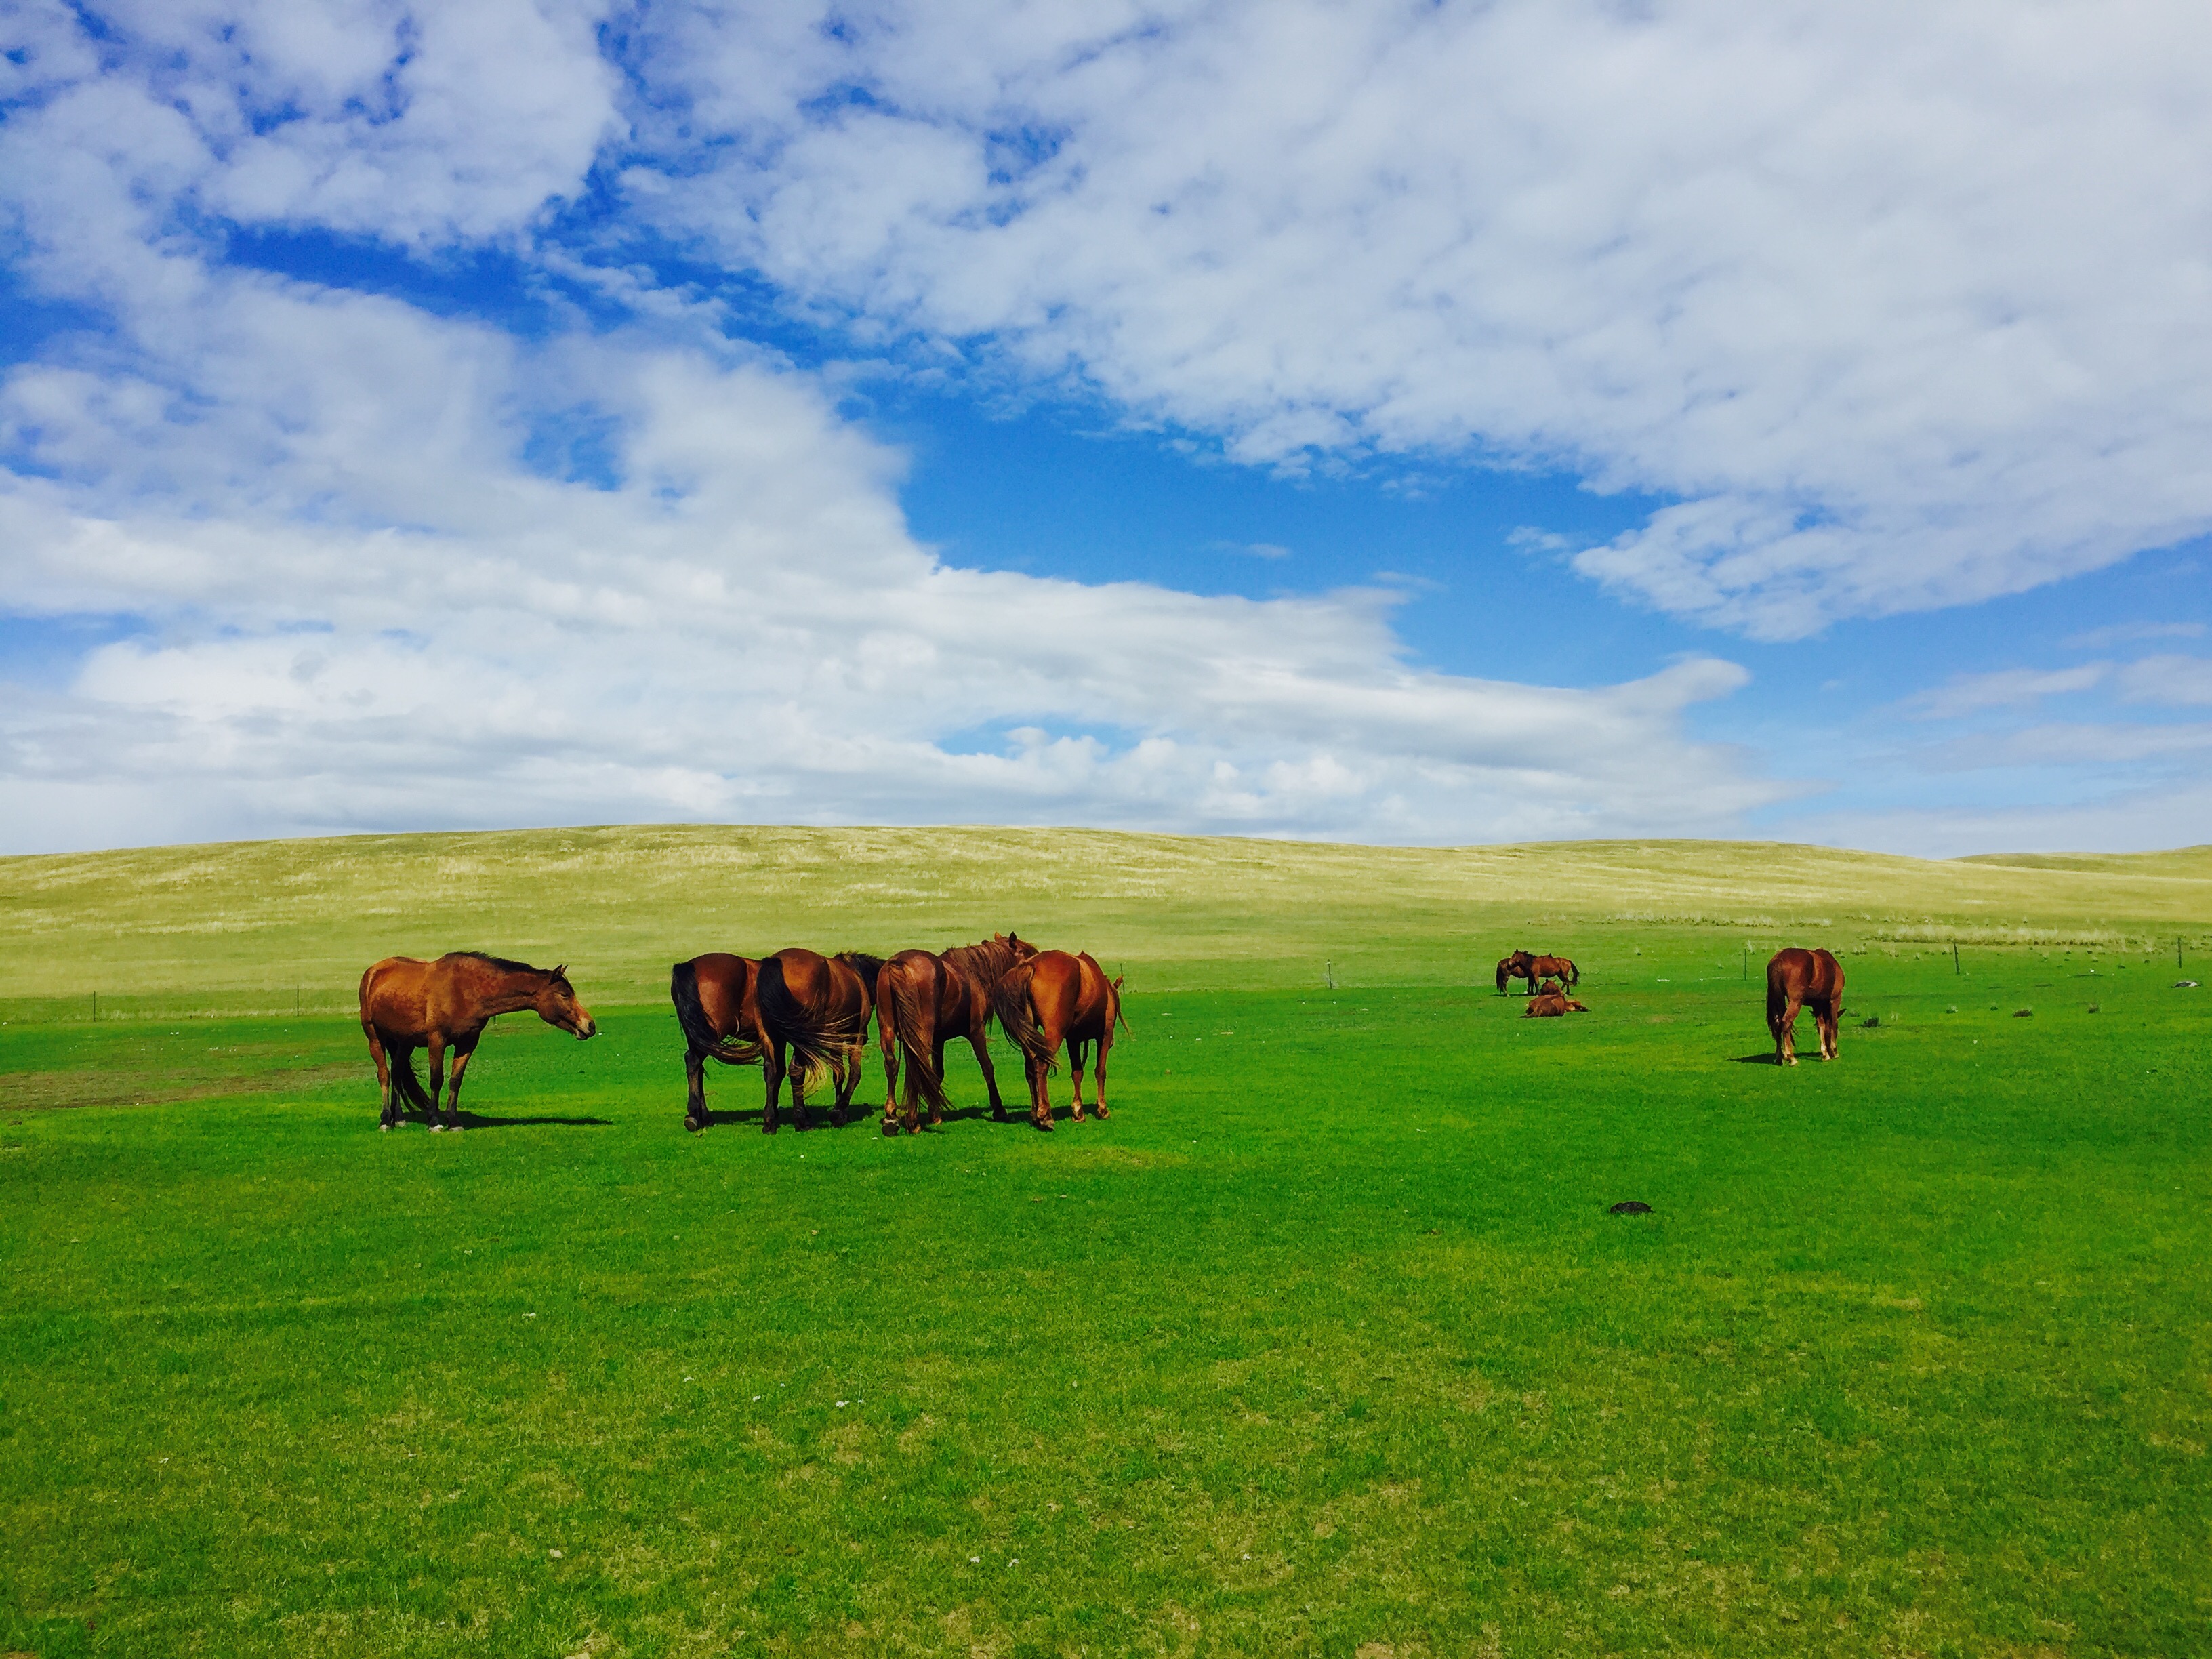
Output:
[{"xmin": 537, "ymin": 966, "xmax": 596, "ymax": 1039}]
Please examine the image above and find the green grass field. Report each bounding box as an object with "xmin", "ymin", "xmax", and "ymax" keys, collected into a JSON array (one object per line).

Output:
[{"xmin": 3, "ymin": 828, "xmax": 2209, "ymax": 1656}]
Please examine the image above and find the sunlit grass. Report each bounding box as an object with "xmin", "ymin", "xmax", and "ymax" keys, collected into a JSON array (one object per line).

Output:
[{"xmin": 2, "ymin": 829, "xmax": 2209, "ymax": 1654}]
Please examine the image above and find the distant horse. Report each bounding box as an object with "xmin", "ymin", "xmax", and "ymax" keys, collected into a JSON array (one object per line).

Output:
[
  {"xmin": 991, "ymin": 950, "xmax": 1125, "ymax": 1130},
  {"xmin": 359, "ymin": 952, "xmax": 596, "ymax": 1131},
  {"xmin": 875, "ymin": 933, "xmax": 1035, "ymax": 1134},
  {"xmin": 1766, "ymin": 947, "xmax": 1845, "ymax": 1065},
  {"xmin": 1523, "ymin": 990, "xmax": 1589, "ymax": 1017},
  {"xmin": 670, "ymin": 953, "xmax": 766, "ymax": 1132},
  {"xmin": 1531, "ymin": 954, "xmax": 1579, "ymax": 989},
  {"xmin": 754, "ymin": 949, "xmax": 884, "ymax": 1130},
  {"xmin": 1496, "ymin": 951, "xmax": 1533, "ymax": 993}
]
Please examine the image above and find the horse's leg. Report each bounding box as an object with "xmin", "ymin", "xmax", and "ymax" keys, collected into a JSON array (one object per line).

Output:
[
  {"xmin": 425, "ymin": 1034, "xmax": 449, "ymax": 1130},
  {"xmin": 1068, "ymin": 1038, "xmax": 1089, "ymax": 1122},
  {"xmin": 790, "ymin": 1058, "xmax": 811, "ymax": 1132},
  {"xmin": 1778, "ymin": 994, "xmax": 1801, "ymax": 1066},
  {"xmin": 762, "ymin": 1040, "xmax": 785, "ymax": 1133},
  {"xmin": 686, "ymin": 1046, "xmax": 710, "ymax": 1132},
  {"xmin": 444, "ymin": 1033, "xmax": 480, "ymax": 1130},
  {"xmin": 968, "ymin": 1032, "xmax": 1007, "ymax": 1120},
  {"xmin": 365, "ymin": 1025, "xmax": 396, "ymax": 1130},
  {"xmin": 1092, "ymin": 1031, "xmax": 1112, "ymax": 1120},
  {"xmin": 1818, "ymin": 998, "xmax": 1839, "ymax": 1061},
  {"xmin": 880, "ymin": 1015, "xmax": 902, "ymax": 1136}
]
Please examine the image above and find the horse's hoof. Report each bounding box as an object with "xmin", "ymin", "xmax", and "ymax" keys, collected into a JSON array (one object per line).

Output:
[
  {"xmin": 1034, "ymin": 1118, "xmax": 1054, "ymax": 1132},
  {"xmin": 430, "ymin": 1123, "xmax": 444, "ymax": 1132},
  {"xmin": 1094, "ymin": 1106, "xmax": 1111, "ymax": 1119},
  {"xmin": 379, "ymin": 1123, "xmax": 391, "ymax": 1133},
  {"xmin": 882, "ymin": 1121, "xmax": 899, "ymax": 1138}
]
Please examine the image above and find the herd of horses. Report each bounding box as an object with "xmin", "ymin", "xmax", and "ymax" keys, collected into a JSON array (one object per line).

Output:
[
  {"xmin": 1495, "ymin": 943, "xmax": 1845, "ymax": 1061},
  {"xmin": 356, "ymin": 936, "xmax": 1846, "ymax": 1133},
  {"xmin": 359, "ymin": 935, "xmax": 1123, "ymax": 1135}
]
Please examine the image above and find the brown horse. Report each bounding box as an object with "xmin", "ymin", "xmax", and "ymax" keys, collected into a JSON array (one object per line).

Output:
[
  {"xmin": 1523, "ymin": 990, "xmax": 1589, "ymax": 1017},
  {"xmin": 670, "ymin": 953, "xmax": 766, "ymax": 1132},
  {"xmin": 359, "ymin": 952, "xmax": 595, "ymax": 1131},
  {"xmin": 1767, "ymin": 947, "xmax": 1845, "ymax": 1065},
  {"xmin": 1498, "ymin": 950, "xmax": 1579, "ymax": 994},
  {"xmin": 990, "ymin": 950, "xmax": 1125, "ymax": 1130},
  {"xmin": 875, "ymin": 933, "xmax": 1035, "ymax": 1134},
  {"xmin": 754, "ymin": 949, "xmax": 884, "ymax": 1130}
]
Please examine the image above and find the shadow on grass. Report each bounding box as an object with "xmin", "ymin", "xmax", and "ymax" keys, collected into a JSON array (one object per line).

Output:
[{"xmin": 1729, "ymin": 1051, "xmax": 1784, "ymax": 1065}]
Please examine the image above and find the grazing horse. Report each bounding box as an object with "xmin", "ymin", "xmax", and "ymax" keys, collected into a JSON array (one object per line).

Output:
[
  {"xmin": 359, "ymin": 952, "xmax": 596, "ymax": 1131},
  {"xmin": 1767, "ymin": 947, "xmax": 1845, "ymax": 1065},
  {"xmin": 670, "ymin": 953, "xmax": 766, "ymax": 1132},
  {"xmin": 875, "ymin": 933, "xmax": 1035, "ymax": 1135},
  {"xmin": 1498, "ymin": 951, "xmax": 1579, "ymax": 994},
  {"xmin": 990, "ymin": 950, "xmax": 1125, "ymax": 1130},
  {"xmin": 754, "ymin": 949, "xmax": 884, "ymax": 1130},
  {"xmin": 1523, "ymin": 990, "xmax": 1589, "ymax": 1017}
]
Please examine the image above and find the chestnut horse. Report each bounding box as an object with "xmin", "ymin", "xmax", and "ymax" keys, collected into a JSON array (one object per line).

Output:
[
  {"xmin": 670, "ymin": 953, "xmax": 766, "ymax": 1132},
  {"xmin": 1766, "ymin": 947, "xmax": 1845, "ymax": 1065},
  {"xmin": 359, "ymin": 952, "xmax": 596, "ymax": 1131},
  {"xmin": 1497, "ymin": 950, "xmax": 1579, "ymax": 994},
  {"xmin": 875, "ymin": 933, "xmax": 1034, "ymax": 1135},
  {"xmin": 989, "ymin": 950, "xmax": 1124, "ymax": 1130},
  {"xmin": 1523, "ymin": 989, "xmax": 1589, "ymax": 1017},
  {"xmin": 754, "ymin": 949, "xmax": 885, "ymax": 1130}
]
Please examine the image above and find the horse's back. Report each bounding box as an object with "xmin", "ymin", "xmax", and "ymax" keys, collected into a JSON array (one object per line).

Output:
[
  {"xmin": 1767, "ymin": 947, "xmax": 1843, "ymax": 1006},
  {"xmin": 360, "ymin": 956, "xmax": 432, "ymax": 1031}
]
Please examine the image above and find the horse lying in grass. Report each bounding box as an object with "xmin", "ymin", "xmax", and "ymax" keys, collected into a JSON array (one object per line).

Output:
[
  {"xmin": 754, "ymin": 948, "xmax": 884, "ymax": 1130},
  {"xmin": 1497, "ymin": 950, "xmax": 1580, "ymax": 994},
  {"xmin": 990, "ymin": 949, "xmax": 1125, "ymax": 1130},
  {"xmin": 360, "ymin": 952, "xmax": 596, "ymax": 1131},
  {"xmin": 874, "ymin": 933, "xmax": 1033, "ymax": 1135},
  {"xmin": 1523, "ymin": 988, "xmax": 1589, "ymax": 1016},
  {"xmin": 670, "ymin": 953, "xmax": 766, "ymax": 1132},
  {"xmin": 1767, "ymin": 947, "xmax": 1845, "ymax": 1065}
]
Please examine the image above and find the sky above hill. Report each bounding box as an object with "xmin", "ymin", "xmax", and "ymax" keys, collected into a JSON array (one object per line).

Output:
[{"xmin": 3, "ymin": 1, "xmax": 2209, "ymax": 856}]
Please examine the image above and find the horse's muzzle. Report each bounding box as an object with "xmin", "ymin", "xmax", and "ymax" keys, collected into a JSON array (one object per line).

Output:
[{"xmin": 575, "ymin": 1019, "xmax": 598, "ymax": 1040}]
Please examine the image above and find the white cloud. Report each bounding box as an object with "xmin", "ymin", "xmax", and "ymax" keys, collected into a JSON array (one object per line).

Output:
[
  {"xmin": 623, "ymin": 0, "xmax": 2212, "ymax": 636},
  {"xmin": 2062, "ymin": 621, "xmax": 2204, "ymax": 652},
  {"xmin": 1905, "ymin": 665, "xmax": 2110, "ymax": 720},
  {"xmin": 0, "ymin": 246, "xmax": 1784, "ymax": 851},
  {"xmin": 2115, "ymin": 655, "xmax": 2212, "ymax": 708}
]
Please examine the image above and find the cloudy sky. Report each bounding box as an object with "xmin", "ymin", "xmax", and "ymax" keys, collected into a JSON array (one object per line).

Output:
[{"xmin": 3, "ymin": 1, "xmax": 2209, "ymax": 856}]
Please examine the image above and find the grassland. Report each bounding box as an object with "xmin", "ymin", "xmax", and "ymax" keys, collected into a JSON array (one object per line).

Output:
[{"xmin": 3, "ymin": 827, "xmax": 2209, "ymax": 1656}]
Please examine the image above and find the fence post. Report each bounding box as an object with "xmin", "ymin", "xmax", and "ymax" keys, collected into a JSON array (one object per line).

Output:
[
  {"xmin": 91, "ymin": 990, "xmax": 97, "ymax": 1021},
  {"xmin": 1953, "ymin": 943, "xmax": 1961, "ymax": 975},
  {"xmin": 1325, "ymin": 960, "xmax": 1335, "ymax": 989}
]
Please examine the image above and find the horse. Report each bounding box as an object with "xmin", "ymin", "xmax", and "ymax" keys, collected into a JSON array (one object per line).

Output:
[
  {"xmin": 753, "ymin": 949, "xmax": 884, "ymax": 1130},
  {"xmin": 1497, "ymin": 950, "xmax": 1579, "ymax": 994},
  {"xmin": 359, "ymin": 952, "xmax": 596, "ymax": 1131},
  {"xmin": 989, "ymin": 950, "xmax": 1125, "ymax": 1130},
  {"xmin": 1766, "ymin": 947, "xmax": 1845, "ymax": 1065},
  {"xmin": 875, "ymin": 933, "xmax": 1035, "ymax": 1135},
  {"xmin": 670, "ymin": 953, "xmax": 766, "ymax": 1132},
  {"xmin": 1523, "ymin": 990, "xmax": 1589, "ymax": 1017}
]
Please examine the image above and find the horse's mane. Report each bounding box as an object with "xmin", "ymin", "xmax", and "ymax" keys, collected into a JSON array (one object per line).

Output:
[
  {"xmin": 453, "ymin": 951, "xmax": 558, "ymax": 979},
  {"xmin": 836, "ymin": 950, "xmax": 887, "ymax": 983},
  {"xmin": 943, "ymin": 937, "xmax": 1019, "ymax": 982}
]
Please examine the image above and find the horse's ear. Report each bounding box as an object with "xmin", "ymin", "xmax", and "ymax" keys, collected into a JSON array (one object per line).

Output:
[{"xmin": 551, "ymin": 964, "xmax": 567, "ymax": 980}]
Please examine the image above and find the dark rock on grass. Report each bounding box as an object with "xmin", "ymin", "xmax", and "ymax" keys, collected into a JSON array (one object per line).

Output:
[
  {"xmin": 2013, "ymin": 1008, "xmax": 2034, "ymax": 1017},
  {"xmin": 1860, "ymin": 1015, "xmax": 1881, "ymax": 1027},
  {"xmin": 1610, "ymin": 1200, "xmax": 1653, "ymax": 1216}
]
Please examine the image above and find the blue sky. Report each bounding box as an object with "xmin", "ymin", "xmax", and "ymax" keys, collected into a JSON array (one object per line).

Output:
[{"xmin": 3, "ymin": 1, "xmax": 2210, "ymax": 855}]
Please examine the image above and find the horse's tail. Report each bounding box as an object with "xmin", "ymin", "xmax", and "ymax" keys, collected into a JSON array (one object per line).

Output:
[
  {"xmin": 388, "ymin": 1045, "xmax": 433, "ymax": 1111},
  {"xmin": 1495, "ymin": 956, "xmax": 1511, "ymax": 993},
  {"xmin": 670, "ymin": 960, "xmax": 762, "ymax": 1065},
  {"xmin": 1111, "ymin": 973, "xmax": 1130, "ymax": 1038},
  {"xmin": 881, "ymin": 960, "xmax": 949, "ymax": 1115},
  {"xmin": 756, "ymin": 953, "xmax": 840, "ymax": 1088},
  {"xmin": 1563, "ymin": 957, "xmax": 1579, "ymax": 987},
  {"xmin": 990, "ymin": 958, "xmax": 1058, "ymax": 1073}
]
